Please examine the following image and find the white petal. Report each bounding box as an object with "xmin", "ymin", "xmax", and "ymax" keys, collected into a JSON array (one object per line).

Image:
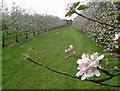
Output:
[
  {"xmin": 86, "ymin": 70, "xmax": 94, "ymax": 77},
  {"xmin": 91, "ymin": 52, "xmax": 98, "ymax": 60},
  {"xmin": 76, "ymin": 71, "xmax": 84, "ymax": 77},
  {"xmin": 115, "ymin": 34, "xmax": 119, "ymax": 39},
  {"xmin": 81, "ymin": 53, "xmax": 86, "ymax": 59},
  {"xmin": 81, "ymin": 73, "xmax": 87, "ymax": 80},
  {"xmin": 94, "ymin": 70, "xmax": 100, "ymax": 77},
  {"xmin": 96, "ymin": 55, "xmax": 104, "ymax": 60},
  {"xmin": 86, "ymin": 54, "xmax": 89, "ymax": 59},
  {"xmin": 90, "ymin": 55, "xmax": 94, "ymax": 60},
  {"xmin": 77, "ymin": 59, "xmax": 83, "ymax": 64},
  {"xmin": 118, "ymin": 32, "xmax": 120, "ymax": 37}
]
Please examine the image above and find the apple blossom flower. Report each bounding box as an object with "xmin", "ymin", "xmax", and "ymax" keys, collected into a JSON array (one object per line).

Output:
[
  {"xmin": 90, "ymin": 52, "xmax": 104, "ymax": 62},
  {"xmin": 113, "ymin": 32, "xmax": 120, "ymax": 44},
  {"xmin": 114, "ymin": 40, "xmax": 118, "ymax": 44},
  {"xmin": 76, "ymin": 52, "xmax": 104, "ymax": 80},
  {"xmin": 66, "ymin": 3, "xmax": 75, "ymax": 17},
  {"xmin": 66, "ymin": 3, "xmax": 73, "ymax": 11},
  {"xmin": 76, "ymin": 67, "xmax": 88, "ymax": 80}
]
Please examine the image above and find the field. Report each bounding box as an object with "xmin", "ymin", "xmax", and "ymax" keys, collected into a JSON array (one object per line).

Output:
[{"xmin": 2, "ymin": 26, "xmax": 119, "ymax": 89}]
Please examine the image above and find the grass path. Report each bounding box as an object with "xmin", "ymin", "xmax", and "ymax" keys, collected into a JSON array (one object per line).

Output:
[{"xmin": 2, "ymin": 26, "xmax": 119, "ymax": 89}]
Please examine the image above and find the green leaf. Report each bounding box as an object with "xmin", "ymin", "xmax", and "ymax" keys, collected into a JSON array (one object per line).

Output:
[
  {"xmin": 77, "ymin": 5, "xmax": 89, "ymax": 10},
  {"xmin": 73, "ymin": 2, "xmax": 80, "ymax": 8},
  {"xmin": 65, "ymin": 11, "xmax": 74, "ymax": 17}
]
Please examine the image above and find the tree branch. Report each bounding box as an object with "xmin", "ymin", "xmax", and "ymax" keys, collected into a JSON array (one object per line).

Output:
[
  {"xmin": 26, "ymin": 57, "xmax": 120, "ymax": 87},
  {"xmin": 75, "ymin": 12, "xmax": 120, "ymax": 29},
  {"xmin": 97, "ymin": 67, "xmax": 114, "ymax": 76}
]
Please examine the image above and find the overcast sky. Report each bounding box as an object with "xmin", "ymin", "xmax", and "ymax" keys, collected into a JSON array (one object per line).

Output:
[{"xmin": 3, "ymin": 0, "xmax": 89, "ymax": 20}]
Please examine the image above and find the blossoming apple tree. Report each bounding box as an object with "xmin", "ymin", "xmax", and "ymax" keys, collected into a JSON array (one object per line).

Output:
[{"xmin": 1, "ymin": 2, "xmax": 66, "ymax": 47}]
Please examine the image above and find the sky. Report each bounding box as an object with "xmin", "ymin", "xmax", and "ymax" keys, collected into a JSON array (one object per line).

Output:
[{"xmin": 2, "ymin": 0, "xmax": 89, "ymax": 20}]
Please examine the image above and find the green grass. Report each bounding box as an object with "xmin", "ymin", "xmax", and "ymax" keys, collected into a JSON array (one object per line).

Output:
[
  {"xmin": 0, "ymin": 31, "xmax": 2, "ymax": 90},
  {"xmin": 2, "ymin": 26, "xmax": 120, "ymax": 89}
]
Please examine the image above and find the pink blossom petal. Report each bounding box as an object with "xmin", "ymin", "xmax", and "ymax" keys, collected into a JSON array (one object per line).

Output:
[
  {"xmin": 77, "ymin": 59, "xmax": 83, "ymax": 64},
  {"xmin": 81, "ymin": 73, "xmax": 87, "ymax": 80},
  {"xmin": 96, "ymin": 55, "xmax": 104, "ymax": 60},
  {"xmin": 81, "ymin": 53, "xmax": 86, "ymax": 59},
  {"xmin": 91, "ymin": 52, "xmax": 98, "ymax": 60},
  {"xmin": 114, "ymin": 40, "xmax": 118, "ymax": 44},
  {"xmin": 69, "ymin": 45, "xmax": 74, "ymax": 50},
  {"xmin": 84, "ymin": 59, "xmax": 91, "ymax": 64},
  {"xmin": 76, "ymin": 71, "xmax": 84, "ymax": 77},
  {"xmin": 69, "ymin": 14, "xmax": 72, "ymax": 17},
  {"xmin": 93, "ymin": 52, "xmax": 98, "ymax": 58},
  {"xmin": 86, "ymin": 70, "xmax": 94, "ymax": 77},
  {"xmin": 118, "ymin": 32, "xmax": 120, "ymax": 37},
  {"xmin": 115, "ymin": 34, "xmax": 119, "ymax": 39},
  {"xmin": 69, "ymin": 48, "xmax": 73, "ymax": 52},
  {"xmin": 77, "ymin": 64, "xmax": 84, "ymax": 70},
  {"xmin": 94, "ymin": 70, "xmax": 100, "ymax": 77},
  {"xmin": 87, "ymin": 61, "xmax": 98, "ymax": 69},
  {"xmin": 65, "ymin": 50, "xmax": 69, "ymax": 54}
]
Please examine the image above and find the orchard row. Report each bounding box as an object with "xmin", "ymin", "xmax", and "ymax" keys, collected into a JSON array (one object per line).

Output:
[
  {"xmin": 73, "ymin": 2, "xmax": 120, "ymax": 53},
  {"xmin": 1, "ymin": 2, "xmax": 66, "ymax": 46}
]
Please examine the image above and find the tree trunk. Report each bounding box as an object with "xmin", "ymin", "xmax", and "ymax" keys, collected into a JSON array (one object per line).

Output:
[
  {"xmin": 26, "ymin": 32, "xmax": 28, "ymax": 39},
  {"xmin": 2, "ymin": 32, "xmax": 5, "ymax": 47},
  {"xmin": 16, "ymin": 35, "xmax": 18, "ymax": 42},
  {"xmin": 38, "ymin": 30, "xmax": 39, "ymax": 35},
  {"xmin": 33, "ymin": 32, "xmax": 35, "ymax": 36}
]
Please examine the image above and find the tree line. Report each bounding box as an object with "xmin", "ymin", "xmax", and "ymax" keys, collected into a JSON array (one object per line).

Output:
[{"xmin": 1, "ymin": 2, "xmax": 66, "ymax": 47}]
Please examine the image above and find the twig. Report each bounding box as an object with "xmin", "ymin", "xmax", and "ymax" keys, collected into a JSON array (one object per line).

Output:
[
  {"xmin": 74, "ymin": 55, "xmax": 81, "ymax": 58},
  {"xmin": 26, "ymin": 57, "xmax": 120, "ymax": 87},
  {"xmin": 75, "ymin": 12, "xmax": 120, "ymax": 29},
  {"xmin": 97, "ymin": 67, "xmax": 114, "ymax": 76}
]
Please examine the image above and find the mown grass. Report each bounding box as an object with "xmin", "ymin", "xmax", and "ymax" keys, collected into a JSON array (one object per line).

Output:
[
  {"xmin": 2, "ymin": 26, "xmax": 120, "ymax": 89},
  {"xmin": 0, "ymin": 31, "xmax": 2, "ymax": 89}
]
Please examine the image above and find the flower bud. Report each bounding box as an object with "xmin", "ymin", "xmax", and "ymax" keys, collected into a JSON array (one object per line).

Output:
[
  {"xmin": 65, "ymin": 50, "xmax": 69, "ymax": 54},
  {"xmin": 68, "ymin": 48, "xmax": 72, "ymax": 52},
  {"xmin": 69, "ymin": 45, "xmax": 74, "ymax": 50},
  {"xmin": 114, "ymin": 40, "xmax": 118, "ymax": 44}
]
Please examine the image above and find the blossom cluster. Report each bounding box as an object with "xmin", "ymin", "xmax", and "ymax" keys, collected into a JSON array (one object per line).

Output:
[
  {"xmin": 76, "ymin": 52, "xmax": 104, "ymax": 80},
  {"xmin": 66, "ymin": 3, "xmax": 74, "ymax": 17},
  {"xmin": 64, "ymin": 45, "xmax": 74, "ymax": 54},
  {"xmin": 113, "ymin": 32, "xmax": 120, "ymax": 44},
  {"xmin": 66, "ymin": 3, "xmax": 73, "ymax": 11}
]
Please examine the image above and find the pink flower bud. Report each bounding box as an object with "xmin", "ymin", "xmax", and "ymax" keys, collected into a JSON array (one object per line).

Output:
[
  {"xmin": 85, "ymin": 68, "xmax": 88, "ymax": 73},
  {"xmin": 66, "ymin": 8, "xmax": 69, "ymax": 11},
  {"xmin": 66, "ymin": 3, "xmax": 73, "ymax": 11},
  {"xmin": 68, "ymin": 48, "xmax": 72, "ymax": 52},
  {"xmin": 93, "ymin": 52, "xmax": 98, "ymax": 57},
  {"xmin": 114, "ymin": 40, "xmax": 118, "ymax": 44},
  {"xmin": 69, "ymin": 45, "xmax": 74, "ymax": 50},
  {"xmin": 69, "ymin": 14, "xmax": 72, "ymax": 17},
  {"xmin": 65, "ymin": 50, "xmax": 69, "ymax": 54}
]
